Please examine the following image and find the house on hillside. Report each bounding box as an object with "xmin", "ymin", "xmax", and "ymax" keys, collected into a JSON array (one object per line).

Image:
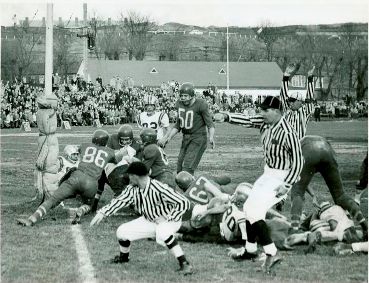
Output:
[{"xmin": 83, "ymin": 60, "xmax": 285, "ymax": 101}]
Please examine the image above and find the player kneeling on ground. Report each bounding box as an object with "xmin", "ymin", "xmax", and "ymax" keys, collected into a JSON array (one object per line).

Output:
[
  {"xmin": 90, "ymin": 162, "xmax": 194, "ymax": 275},
  {"xmin": 17, "ymin": 130, "xmax": 117, "ymax": 226}
]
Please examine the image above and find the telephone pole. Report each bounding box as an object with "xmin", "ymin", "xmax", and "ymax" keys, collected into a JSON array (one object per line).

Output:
[{"xmin": 45, "ymin": 3, "xmax": 53, "ymax": 96}]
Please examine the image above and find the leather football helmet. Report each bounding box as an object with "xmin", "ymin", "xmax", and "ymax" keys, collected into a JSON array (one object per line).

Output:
[
  {"xmin": 63, "ymin": 145, "xmax": 80, "ymax": 163},
  {"xmin": 175, "ymin": 171, "xmax": 195, "ymax": 191},
  {"xmin": 179, "ymin": 83, "xmax": 195, "ymax": 105},
  {"xmin": 92, "ymin": 129, "xmax": 109, "ymax": 146},
  {"xmin": 140, "ymin": 128, "xmax": 157, "ymax": 145},
  {"xmin": 118, "ymin": 124, "xmax": 133, "ymax": 147}
]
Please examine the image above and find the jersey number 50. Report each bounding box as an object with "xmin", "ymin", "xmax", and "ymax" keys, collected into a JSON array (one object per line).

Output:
[
  {"xmin": 178, "ymin": 108, "xmax": 194, "ymax": 129},
  {"xmin": 82, "ymin": 147, "xmax": 108, "ymax": 168}
]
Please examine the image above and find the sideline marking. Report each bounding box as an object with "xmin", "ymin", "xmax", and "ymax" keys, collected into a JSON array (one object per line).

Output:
[{"xmin": 70, "ymin": 225, "xmax": 97, "ymax": 283}]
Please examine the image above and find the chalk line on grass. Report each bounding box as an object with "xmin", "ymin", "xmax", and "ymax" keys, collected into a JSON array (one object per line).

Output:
[{"xmin": 70, "ymin": 225, "xmax": 97, "ymax": 283}]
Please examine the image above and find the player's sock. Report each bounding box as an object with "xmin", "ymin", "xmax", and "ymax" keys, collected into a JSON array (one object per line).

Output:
[
  {"xmin": 290, "ymin": 214, "xmax": 300, "ymax": 232},
  {"xmin": 29, "ymin": 205, "xmax": 47, "ymax": 224},
  {"xmin": 252, "ymin": 220, "xmax": 277, "ymax": 255},
  {"xmin": 165, "ymin": 235, "xmax": 188, "ymax": 265},
  {"xmin": 245, "ymin": 241, "xmax": 258, "ymax": 254},
  {"xmin": 118, "ymin": 239, "xmax": 131, "ymax": 253}
]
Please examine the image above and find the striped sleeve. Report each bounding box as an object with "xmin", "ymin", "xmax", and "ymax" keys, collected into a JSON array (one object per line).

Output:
[
  {"xmin": 279, "ymin": 76, "xmax": 290, "ymax": 113},
  {"xmin": 98, "ymin": 185, "xmax": 135, "ymax": 216},
  {"xmin": 304, "ymin": 75, "xmax": 315, "ymax": 116},
  {"xmin": 153, "ymin": 181, "xmax": 190, "ymax": 221},
  {"xmin": 283, "ymin": 131, "xmax": 304, "ymax": 185}
]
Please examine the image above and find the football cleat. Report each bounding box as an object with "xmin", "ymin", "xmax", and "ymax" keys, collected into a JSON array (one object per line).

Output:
[
  {"xmin": 227, "ymin": 247, "xmax": 258, "ymax": 261},
  {"xmin": 109, "ymin": 255, "xmax": 129, "ymax": 264},
  {"xmin": 333, "ymin": 243, "xmax": 354, "ymax": 256},
  {"xmin": 261, "ymin": 254, "xmax": 283, "ymax": 275},
  {"xmin": 178, "ymin": 262, "xmax": 193, "ymax": 275},
  {"xmin": 17, "ymin": 218, "xmax": 33, "ymax": 227},
  {"xmin": 305, "ymin": 231, "xmax": 321, "ymax": 254}
]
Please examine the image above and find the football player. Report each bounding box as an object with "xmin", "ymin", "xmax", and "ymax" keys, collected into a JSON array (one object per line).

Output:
[
  {"xmin": 92, "ymin": 125, "xmax": 142, "ymax": 211},
  {"xmin": 17, "ymin": 130, "xmax": 117, "ymax": 226},
  {"xmin": 139, "ymin": 128, "xmax": 175, "ymax": 188},
  {"xmin": 290, "ymin": 135, "xmax": 368, "ymax": 239},
  {"xmin": 43, "ymin": 145, "xmax": 81, "ymax": 196},
  {"xmin": 137, "ymin": 95, "xmax": 170, "ymax": 141},
  {"xmin": 286, "ymin": 201, "xmax": 362, "ymax": 253},
  {"xmin": 159, "ymin": 83, "xmax": 215, "ymax": 174}
]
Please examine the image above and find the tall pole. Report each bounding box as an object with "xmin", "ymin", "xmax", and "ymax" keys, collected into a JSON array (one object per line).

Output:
[
  {"xmin": 83, "ymin": 3, "xmax": 88, "ymax": 80},
  {"xmin": 226, "ymin": 25, "xmax": 229, "ymax": 90},
  {"xmin": 45, "ymin": 3, "xmax": 53, "ymax": 96}
]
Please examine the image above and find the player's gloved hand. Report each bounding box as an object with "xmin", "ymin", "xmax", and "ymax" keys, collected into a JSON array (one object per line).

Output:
[
  {"xmin": 90, "ymin": 211, "xmax": 105, "ymax": 227},
  {"xmin": 227, "ymin": 247, "xmax": 246, "ymax": 258},
  {"xmin": 275, "ymin": 183, "xmax": 292, "ymax": 198}
]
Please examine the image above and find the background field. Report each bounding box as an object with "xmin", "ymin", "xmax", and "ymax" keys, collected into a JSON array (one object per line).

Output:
[{"xmin": 1, "ymin": 119, "xmax": 368, "ymax": 283}]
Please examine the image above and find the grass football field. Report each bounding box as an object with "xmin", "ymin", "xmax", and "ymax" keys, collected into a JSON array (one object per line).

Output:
[{"xmin": 1, "ymin": 119, "xmax": 368, "ymax": 283}]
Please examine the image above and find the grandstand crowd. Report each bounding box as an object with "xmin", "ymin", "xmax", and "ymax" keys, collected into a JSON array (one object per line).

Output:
[{"xmin": 1, "ymin": 75, "xmax": 367, "ymax": 129}]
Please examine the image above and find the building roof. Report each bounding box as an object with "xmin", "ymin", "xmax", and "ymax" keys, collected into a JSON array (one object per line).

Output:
[{"xmin": 85, "ymin": 60, "xmax": 282, "ymax": 89}]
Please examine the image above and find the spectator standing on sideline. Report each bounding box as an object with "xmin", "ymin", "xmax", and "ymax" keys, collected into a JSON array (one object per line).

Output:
[{"xmin": 159, "ymin": 83, "xmax": 215, "ymax": 174}]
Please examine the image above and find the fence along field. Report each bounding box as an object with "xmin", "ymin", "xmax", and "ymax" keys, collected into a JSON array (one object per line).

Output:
[{"xmin": 1, "ymin": 120, "xmax": 367, "ymax": 282}]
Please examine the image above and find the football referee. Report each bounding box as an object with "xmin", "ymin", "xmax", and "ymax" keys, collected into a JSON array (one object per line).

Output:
[
  {"xmin": 237, "ymin": 96, "xmax": 304, "ymax": 274},
  {"xmin": 90, "ymin": 161, "xmax": 193, "ymax": 275}
]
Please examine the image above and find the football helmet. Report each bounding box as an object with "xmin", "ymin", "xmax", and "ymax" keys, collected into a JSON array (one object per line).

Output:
[
  {"xmin": 143, "ymin": 95, "xmax": 158, "ymax": 106},
  {"xmin": 143, "ymin": 95, "xmax": 157, "ymax": 114},
  {"xmin": 140, "ymin": 128, "xmax": 157, "ymax": 145},
  {"xmin": 175, "ymin": 171, "xmax": 195, "ymax": 191},
  {"xmin": 63, "ymin": 145, "xmax": 80, "ymax": 163},
  {"xmin": 179, "ymin": 83, "xmax": 195, "ymax": 105},
  {"xmin": 232, "ymin": 182, "xmax": 253, "ymax": 208},
  {"xmin": 118, "ymin": 124, "xmax": 133, "ymax": 147},
  {"xmin": 92, "ymin": 129, "xmax": 109, "ymax": 146}
]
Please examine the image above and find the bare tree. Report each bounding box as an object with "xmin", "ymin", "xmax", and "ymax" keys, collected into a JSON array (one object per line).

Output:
[
  {"xmin": 119, "ymin": 11, "xmax": 156, "ymax": 60},
  {"xmin": 96, "ymin": 23, "xmax": 123, "ymax": 60},
  {"xmin": 54, "ymin": 27, "xmax": 78, "ymax": 81},
  {"xmin": 157, "ymin": 34, "xmax": 184, "ymax": 61},
  {"xmin": 255, "ymin": 21, "xmax": 279, "ymax": 61},
  {"xmin": 4, "ymin": 23, "xmax": 43, "ymax": 80}
]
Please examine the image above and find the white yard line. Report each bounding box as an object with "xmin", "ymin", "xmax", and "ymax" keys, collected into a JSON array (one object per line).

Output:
[{"xmin": 70, "ymin": 225, "xmax": 98, "ymax": 283}]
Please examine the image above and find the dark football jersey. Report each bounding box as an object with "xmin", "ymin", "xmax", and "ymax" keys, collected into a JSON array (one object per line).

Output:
[
  {"xmin": 141, "ymin": 144, "xmax": 169, "ymax": 178},
  {"xmin": 78, "ymin": 143, "xmax": 116, "ymax": 180},
  {"xmin": 184, "ymin": 175, "xmax": 218, "ymax": 205},
  {"xmin": 175, "ymin": 98, "xmax": 214, "ymax": 135}
]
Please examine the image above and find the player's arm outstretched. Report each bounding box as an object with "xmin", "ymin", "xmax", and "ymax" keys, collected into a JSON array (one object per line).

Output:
[
  {"xmin": 197, "ymin": 197, "xmax": 230, "ymax": 220},
  {"xmin": 304, "ymin": 66, "xmax": 316, "ymax": 116},
  {"xmin": 280, "ymin": 63, "xmax": 301, "ymax": 112},
  {"xmin": 90, "ymin": 185, "xmax": 135, "ymax": 226}
]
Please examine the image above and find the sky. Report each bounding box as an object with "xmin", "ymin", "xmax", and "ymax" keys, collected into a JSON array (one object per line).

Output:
[{"xmin": 0, "ymin": 0, "xmax": 368, "ymax": 28}]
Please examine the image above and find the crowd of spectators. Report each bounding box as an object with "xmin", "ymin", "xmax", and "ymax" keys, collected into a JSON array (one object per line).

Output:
[{"xmin": 1, "ymin": 75, "xmax": 367, "ymax": 129}]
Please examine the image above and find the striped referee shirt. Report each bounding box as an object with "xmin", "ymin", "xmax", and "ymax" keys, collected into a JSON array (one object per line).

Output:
[
  {"xmin": 260, "ymin": 116, "xmax": 304, "ymax": 185},
  {"xmin": 99, "ymin": 178, "xmax": 190, "ymax": 222},
  {"xmin": 280, "ymin": 76, "xmax": 315, "ymax": 140}
]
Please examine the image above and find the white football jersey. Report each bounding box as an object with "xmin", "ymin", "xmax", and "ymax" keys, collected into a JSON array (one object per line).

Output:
[
  {"xmin": 138, "ymin": 111, "xmax": 169, "ymax": 140},
  {"xmin": 319, "ymin": 205, "xmax": 354, "ymax": 240},
  {"xmin": 219, "ymin": 204, "xmax": 246, "ymax": 242},
  {"xmin": 57, "ymin": 156, "xmax": 79, "ymax": 180}
]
